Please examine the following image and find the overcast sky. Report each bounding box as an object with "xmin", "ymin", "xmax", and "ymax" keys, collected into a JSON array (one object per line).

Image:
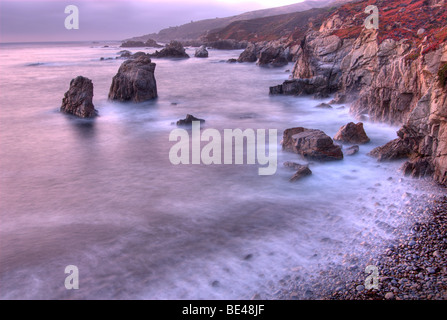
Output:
[{"xmin": 0, "ymin": 0, "xmax": 306, "ymax": 43}]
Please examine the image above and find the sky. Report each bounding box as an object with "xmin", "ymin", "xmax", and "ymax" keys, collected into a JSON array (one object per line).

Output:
[{"xmin": 0, "ymin": 0, "xmax": 307, "ymax": 43}]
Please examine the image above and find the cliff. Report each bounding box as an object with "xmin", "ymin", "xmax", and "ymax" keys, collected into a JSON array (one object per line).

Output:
[{"xmin": 270, "ymin": 0, "xmax": 447, "ymax": 185}]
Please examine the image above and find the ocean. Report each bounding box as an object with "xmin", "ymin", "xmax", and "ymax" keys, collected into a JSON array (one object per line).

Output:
[{"xmin": 0, "ymin": 41, "xmax": 440, "ymax": 299}]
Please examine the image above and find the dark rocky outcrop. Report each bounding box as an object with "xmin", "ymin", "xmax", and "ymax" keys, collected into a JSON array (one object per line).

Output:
[
  {"xmin": 195, "ymin": 45, "xmax": 209, "ymax": 58},
  {"xmin": 61, "ymin": 76, "xmax": 98, "ymax": 118},
  {"xmin": 284, "ymin": 162, "xmax": 312, "ymax": 182},
  {"xmin": 144, "ymin": 39, "xmax": 163, "ymax": 48},
  {"xmin": 207, "ymin": 39, "xmax": 247, "ymax": 50},
  {"xmin": 108, "ymin": 54, "xmax": 158, "ymax": 103},
  {"xmin": 368, "ymin": 139, "xmax": 413, "ymax": 162},
  {"xmin": 282, "ymin": 127, "xmax": 343, "ymax": 161},
  {"xmin": 177, "ymin": 114, "xmax": 205, "ymax": 126},
  {"xmin": 227, "ymin": 59, "xmax": 238, "ymax": 63},
  {"xmin": 334, "ymin": 122, "xmax": 370, "ymax": 144},
  {"xmin": 150, "ymin": 41, "xmax": 190, "ymax": 59}
]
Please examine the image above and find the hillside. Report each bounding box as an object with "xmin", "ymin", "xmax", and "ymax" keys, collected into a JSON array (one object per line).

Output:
[
  {"xmin": 126, "ymin": 0, "xmax": 334, "ymax": 42},
  {"xmin": 204, "ymin": 7, "xmax": 336, "ymax": 43}
]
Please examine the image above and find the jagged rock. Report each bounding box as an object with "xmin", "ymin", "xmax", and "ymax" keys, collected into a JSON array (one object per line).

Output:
[
  {"xmin": 61, "ymin": 76, "xmax": 98, "ymax": 118},
  {"xmin": 315, "ymin": 103, "xmax": 333, "ymax": 109},
  {"xmin": 150, "ymin": 41, "xmax": 189, "ymax": 58},
  {"xmin": 108, "ymin": 54, "xmax": 158, "ymax": 103},
  {"xmin": 195, "ymin": 45, "xmax": 209, "ymax": 58},
  {"xmin": 282, "ymin": 127, "xmax": 343, "ymax": 161},
  {"xmin": 368, "ymin": 139, "xmax": 412, "ymax": 162},
  {"xmin": 238, "ymin": 43, "xmax": 259, "ymax": 63},
  {"xmin": 334, "ymin": 122, "xmax": 370, "ymax": 144},
  {"xmin": 177, "ymin": 114, "xmax": 205, "ymax": 126},
  {"xmin": 290, "ymin": 165, "xmax": 312, "ymax": 182},
  {"xmin": 345, "ymin": 145, "xmax": 360, "ymax": 156}
]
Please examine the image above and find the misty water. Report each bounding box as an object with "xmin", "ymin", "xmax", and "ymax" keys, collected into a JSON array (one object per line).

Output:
[{"xmin": 0, "ymin": 42, "xmax": 440, "ymax": 299}]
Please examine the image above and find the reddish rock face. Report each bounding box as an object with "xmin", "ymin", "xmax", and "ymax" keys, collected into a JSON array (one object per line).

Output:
[
  {"xmin": 282, "ymin": 127, "xmax": 343, "ymax": 161},
  {"xmin": 109, "ymin": 54, "xmax": 158, "ymax": 103},
  {"xmin": 61, "ymin": 76, "xmax": 97, "ymax": 118},
  {"xmin": 334, "ymin": 122, "xmax": 370, "ymax": 144}
]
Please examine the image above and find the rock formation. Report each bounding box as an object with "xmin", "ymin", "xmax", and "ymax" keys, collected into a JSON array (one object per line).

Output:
[
  {"xmin": 282, "ymin": 127, "xmax": 343, "ymax": 161},
  {"xmin": 237, "ymin": 43, "xmax": 259, "ymax": 63},
  {"xmin": 284, "ymin": 162, "xmax": 312, "ymax": 182},
  {"xmin": 271, "ymin": 0, "xmax": 447, "ymax": 185},
  {"xmin": 61, "ymin": 76, "xmax": 98, "ymax": 118},
  {"xmin": 150, "ymin": 41, "xmax": 190, "ymax": 59},
  {"xmin": 108, "ymin": 54, "xmax": 158, "ymax": 103},
  {"xmin": 177, "ymin": 114, "xmax": 205, "ymax": 126},
  {"xmin": 334, "ymin": 122, "xmax": 370, "ymax": 144},
  {"xmin": 195, "ymin": 45, "xmax": 209, "ymax": 58}
]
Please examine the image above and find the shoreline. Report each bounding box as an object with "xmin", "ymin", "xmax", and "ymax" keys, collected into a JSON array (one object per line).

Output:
[{"xmin": 266, "ymin": 180, "xmax": 447, "ymax": 301}]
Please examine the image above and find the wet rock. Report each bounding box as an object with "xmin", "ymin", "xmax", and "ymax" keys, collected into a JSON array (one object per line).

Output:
[
  {"xmin": 120, "ymin": 40, "xmax": 146, "ymax": 48},
  {"xmin": 150, "ymin": 41, "xmax": 189, "ymax": 58},
  {"xmin": 345, "ymin": 145, "xmax": 360, "ymax": 156},
  {"xmin": 257, "ymin": 45, "xmax": 288, "ymax": 67},
  {"xmin": 61, "ymin": 76, "xmax": 98, "ymax": 118},
  {"xmin": 282, "ymin": 127, "xmax": 343, "ymax": 161},
  {"xmin": 177, "ymin": 114, "xmax": 205, "ymax": 126},
  {"xmin": 227, "ymin": 58, "xmax": 238, "ymax": 63},
  {"xmin": 144, "ymin": 38, "xmax": 163, "ymax": 48},
  {"xmin": 401, "ymin": 158, "xmax": 434, "ymax": 179},
  {"xmin": 334, "ymin": 122, "xmax": 370, "ymax": 144},
  {"xmin": 108, "ymin": 54, "xmax": 158, "ymax": 103},
  {"xmin": 195, "ymin": 45, "xmax": 209, "ymax": 58}
]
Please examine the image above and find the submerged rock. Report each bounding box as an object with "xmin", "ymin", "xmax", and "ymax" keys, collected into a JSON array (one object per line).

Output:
[
  {"xmin": 282, "ymin": 127, "xmax": 343, "ymax": 161},
  {"xmin": 315, "ymin": 103, "xmax": 333, "ymax": 109},
  {"xmin": 334, "ymin": 122, "xmax": 370, "ymax": 144},
  {"xmin": 108, "ymin": 54, "xmax": 158, "ymax": 103},
  {"xmin": 177, "ymin": 114, "xmax": 205, "ymax": 126},
  {"xmin": 345, "ymin": 145, "xmax": 360, "ymax": 156},
  {"xmin": 284, "ymin": 162, "xmax": 312, "ymax": 182},
  {"xmin": 61, "ymin": 76, "xmax": 98, "ymax": 118},
  {"xmin": 195, "ymin": 45, "xmax": 209, "ymax": 58}
]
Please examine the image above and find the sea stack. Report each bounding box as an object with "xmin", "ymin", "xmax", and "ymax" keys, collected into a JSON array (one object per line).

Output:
[
  {"xmin": 61, "ymin": 76, "xmax": 98, "ymax": 118},
  {"xmin": 108, "ymin": 53, "xmax": 158, "ymax": 103}
]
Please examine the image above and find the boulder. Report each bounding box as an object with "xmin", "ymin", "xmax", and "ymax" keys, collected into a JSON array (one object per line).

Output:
[
  {"xmin": 237, "ymin": 43, "xmax": 259, "ymax": 63},
  {"xmin": 282, "ymin": 127, "xmax": 343, "ymax": 161},
  {"xmin": 333, "ymin": 122, "xmax": 370, "ymax": 144},
  {"xmin": 402, "ymin": 158, "xmax": 434, "ymax": 178},
  {"xmin": 227, "ymin": 59, "xmax": 238, "ymax": 63},
  {"xmin": 108, "ymin": 54, "xmax": 158, "ymax": 103},
  {"xmin": 195, "ymin": 45, "xmax": 209, "ymax": 58},
  {"xmin": 177, "ymin": 114, "xmax": 205, "ymax": 126},
  {"xmin": 150, "ymin": 41, "xmax": 189, "ymax": 58},
  {"xmin": 61, "ymin": 76, "xmax": 98, "ymax": 118}
]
